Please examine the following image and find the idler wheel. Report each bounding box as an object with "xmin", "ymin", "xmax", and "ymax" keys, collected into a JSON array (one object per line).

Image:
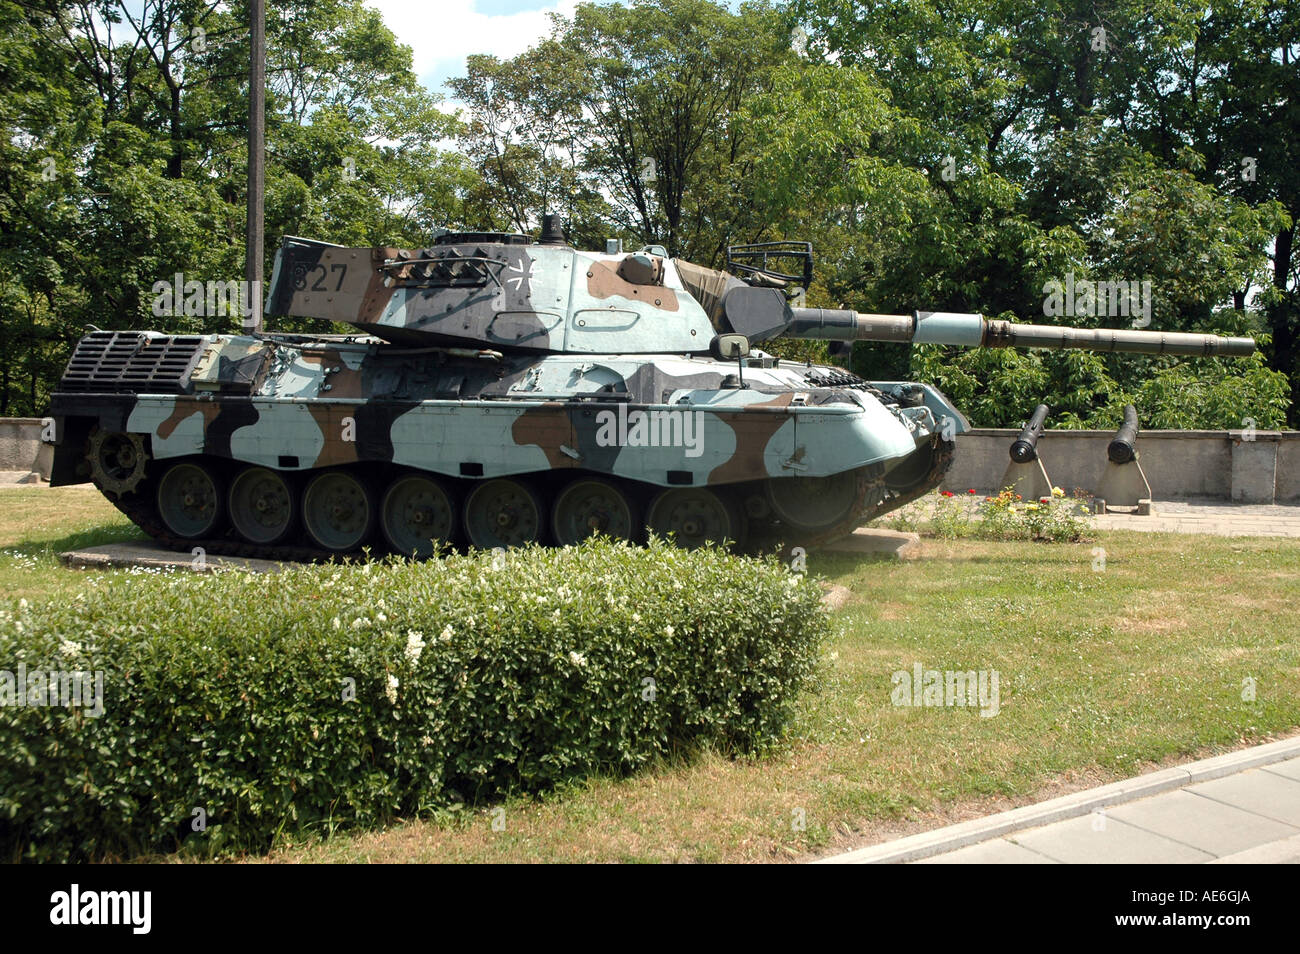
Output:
[
  {"xmin": 646, "ymin": 487, "xmax": 741, "ymax": 550},
  {"xmin": 228, "ymin": 466, "xmax": 296, "ymax": 545},
  {"xmin": 464, "ymin": 478, "xmax": 545, "ymax": 549},
  {"xmin": 380, "ymin": 473, "xmax": 458, "ymax": 557},
  {"xmin": 302, "ymin": 470, "xmax": 375, "ymax": 553},
  {"xmin": 156, "ymin": 462, "xmax": 223, "ymax": 539},
  {"xmin": 551, "ymin": 478, "xmax": 639, "ymax": 546},
  {"xmin": 87, "ymin": 430, "xmax": 149, "ymax": 496}
]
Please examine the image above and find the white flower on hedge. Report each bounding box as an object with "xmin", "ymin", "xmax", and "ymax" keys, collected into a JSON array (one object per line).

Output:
[
  {"xmin": 59, "ymin": 639, "xmax": 82, "ymax": 658},
  {"xmin": 352, "ymin": 617, "xmax": 368, "ymax": 629},
  {"xmin": 439, "ymin": 624, "xmax": 453, "ymax": 643},
  {"xmin": 405, "ymin": 630, "xmax": 426, "ymax": 663},
  {"xmin": 331, "ymin": 616, "xmax": 341, "ymax": 630},
  {"xmin": 568, "ymin": 650, "xmax": 587, "ymax": 667},
  {"xmin": 664, "ymin": 624, "xmax": 674, "ymax": 637},
  {"xmin": 377, "ymin": 612, "xmax": 388, "ymax": 623},
  {"xmin": 18, "ymin": 598, "xmax": 27, "ymax": 611},
  {"xmin": 632, "ymin": 612, "xmax": 641, "ymax": 623},
  {"xmin": 385, "ymin": 673, "xmax": 399, "ymax": 704}
]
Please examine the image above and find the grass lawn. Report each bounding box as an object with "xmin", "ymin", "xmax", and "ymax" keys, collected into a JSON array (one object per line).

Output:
[
  {"xmin": 0, "ymin": 486, "xmax": 143, "ymax": 601},
  {"xmin": 3, "ymin": 485, "xmax": 1298, "ymax": 863}
]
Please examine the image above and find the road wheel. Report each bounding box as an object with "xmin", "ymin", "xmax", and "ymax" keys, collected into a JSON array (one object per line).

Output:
[
  {"xmin": 228, "ymin": 466, "xmax": 295, "ymax": 545},
  {"xmin": 302, "ymin": 470, "xmax": 375, "ymax": 553},
  {"xmin": 156, "ymin": 461, "xmax": 223, "ymax": 539},
  {"xmin": 380, "ymin": 473, "xmax": 458, "ymax": 557},
  {"xmin": 646, "ymin": 487, "xmax": 742, "ymax": 550},
  {"xmin": 552, "ymin": 478, "xmax": 639, "ymax": 546},
  {"xmin": 765, "ymin": 470, "xmax": 862, "ymax": 534},
  {"xmin": 463, "ymin": 478, "xmax": 545, "ymax": 549}
]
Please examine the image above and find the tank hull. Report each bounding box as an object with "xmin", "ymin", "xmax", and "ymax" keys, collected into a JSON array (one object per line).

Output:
[{"xmin": 49, "ymin": 330, "xmax": 962, "ymax": 555}]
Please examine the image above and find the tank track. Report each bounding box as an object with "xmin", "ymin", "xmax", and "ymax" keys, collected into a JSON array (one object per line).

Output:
[
  {"xmin": 862, "ymin": 436, "xmax": 956, "ymax": 524},
  {"xmin": 779, "ymin": 436, "xmax": 955, "ymax": 549},
  {"xmin": 97, "ymin": 476, "xmax": 340, "ymax": 564},
  {"xmin": 92, "ymin": 440, "xmax": 954, "ymax": 564}
]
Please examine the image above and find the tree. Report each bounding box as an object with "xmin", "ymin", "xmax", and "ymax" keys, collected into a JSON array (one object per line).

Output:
[
  {"xmin": 781, "ymin": 0, "xmax": 1290, "ymax": 426},
  {"xmin": 0, "ymin": 0, "xmax": 481, "ymax": 414},
  {"xmin": 451, "ymin": 0, "xmax": 793, "ymax": 261}
]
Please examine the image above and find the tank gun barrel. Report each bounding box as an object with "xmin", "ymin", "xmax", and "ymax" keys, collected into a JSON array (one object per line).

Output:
[{"xmin": 785, "ymin": 308, "xmax": 1255, "ymax": 357}]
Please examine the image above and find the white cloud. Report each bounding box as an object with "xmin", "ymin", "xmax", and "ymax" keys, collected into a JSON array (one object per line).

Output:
[{"xmin": 365, "ymin": 0, "xmax": 583, "ymax": 97}]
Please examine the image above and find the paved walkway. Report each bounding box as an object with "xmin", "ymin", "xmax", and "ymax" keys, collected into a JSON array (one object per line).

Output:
[
  {"xmin": 886, "ymin": 494, "xmax": 1300, "ymax": 538},
  {"xmin": 820, "ymin": 736, "xmax": 1300, "ymax": 864},
  {"xmin": 1091, "ymin": 499, "xmax": 1300, "ymax": 537},
  {"xmin": 922, "ymin": 759, "xmax": 1300, "ymax": 864}
]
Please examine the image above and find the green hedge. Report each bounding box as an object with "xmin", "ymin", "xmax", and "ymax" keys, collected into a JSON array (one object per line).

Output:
[{"xmin": 0, "ymin": 538, "xmax": 827, "ymax": 861}]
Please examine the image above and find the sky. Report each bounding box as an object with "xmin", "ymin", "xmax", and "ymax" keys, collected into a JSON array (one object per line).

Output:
[{"xmin": 364, "ymin": 0, "xmax": 585, "ymax": 100}]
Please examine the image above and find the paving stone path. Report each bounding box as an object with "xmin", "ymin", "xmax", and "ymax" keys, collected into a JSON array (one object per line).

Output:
[
  {"xmin": 1092, "ymin": 499, "xmax": 1300, "ymax": 537},
  {"xmin": 919, "ymin": 756, "xmax": 1300, "ymax": 864},
  {"xmin": 880, "ymin": 494, "xmax": 1300, "ymax": 539}
]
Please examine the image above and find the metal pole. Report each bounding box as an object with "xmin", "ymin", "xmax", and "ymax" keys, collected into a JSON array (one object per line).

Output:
[{"xmin": 245, "ymin": 0, "xmax": 265, "ymax": 334}]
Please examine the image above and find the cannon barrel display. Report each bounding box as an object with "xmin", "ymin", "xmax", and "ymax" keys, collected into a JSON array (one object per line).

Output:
[
  {"xmin": 1108, "ymin": 405, "xmax": 1141, "ymax": 464},
  {"xmin": 1010, "ymin": 404, "xmax": 1050, "ymax": 464},
  {"xmin": 785, "ymin": 308, "xmax": 1256, "ymax": 357}
]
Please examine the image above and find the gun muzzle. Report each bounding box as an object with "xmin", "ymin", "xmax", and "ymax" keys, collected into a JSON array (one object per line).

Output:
[
  {"xmin": 1108, "ymin": 405, "xmax": 1141, "ymax": 463},
  {"xmin": 1010, "ymin": 404, "xmax": 1050, "ymax": 464}
]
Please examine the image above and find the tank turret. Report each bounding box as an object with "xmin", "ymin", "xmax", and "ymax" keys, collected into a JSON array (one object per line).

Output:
[{"xmin": 266, "ymin": 230, "xmax": 1253, "ymax": 360}]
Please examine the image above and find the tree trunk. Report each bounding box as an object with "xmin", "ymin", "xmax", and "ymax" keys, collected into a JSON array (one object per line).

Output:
[
  {"xmin": 167, "ymin": 83, "xmax": 183, "ymax": 179},
  {"xmin": 1269, "ymin": 224, "xmax": 1297, "ymax": 426}
]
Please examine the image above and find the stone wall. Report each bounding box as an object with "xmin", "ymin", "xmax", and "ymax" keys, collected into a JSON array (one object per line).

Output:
[
  {"xmin": 941, "ymin": 429, "xmax": 1299, "ymax": 503},
  {"xmin": 0, "ymin": 418, "xmax": 52, "ymax": 480}
]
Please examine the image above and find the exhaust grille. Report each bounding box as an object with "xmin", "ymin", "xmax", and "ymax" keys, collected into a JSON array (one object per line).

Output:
[{"xmin": 58, "ymin": 331, "xmax": 204, "ymax": 394}]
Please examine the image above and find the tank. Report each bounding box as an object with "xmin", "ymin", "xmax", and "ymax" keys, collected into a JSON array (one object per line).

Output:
[{"xmin": 46, "ymin": 216, "xmax": 1255, "ymax": 556}]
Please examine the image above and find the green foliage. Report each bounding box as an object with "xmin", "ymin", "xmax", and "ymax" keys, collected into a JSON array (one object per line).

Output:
[
  {"xmin": 3, "ymin": 0, "xmax": 1297, "ymax": 425},
  {"xmin": 450, "ymin": 0, "xmax": 793, "ymax": 260},
  {"xmin": 785, "ymin": 0, "xmax": 1297, "ymax": 422},
  {"xmin": 0, "ymin": 538, "xmax": 828, "ymax": 861},
  {"xmin": 907, "ymin": 334, "xmax": 1289, "ymax": 429},
  {"xmin": 1131, "ymin": 352, "xmax": 1291, "ymax": 429},
  {"xmin": 0, "ymin": 0, "xmax": 481, "ymax": 413}
]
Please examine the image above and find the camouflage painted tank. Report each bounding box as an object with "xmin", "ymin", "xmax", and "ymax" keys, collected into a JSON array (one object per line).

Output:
[{"xmin": 46, "ymin": 216, "xmax": 1255, "ymax": 556}]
